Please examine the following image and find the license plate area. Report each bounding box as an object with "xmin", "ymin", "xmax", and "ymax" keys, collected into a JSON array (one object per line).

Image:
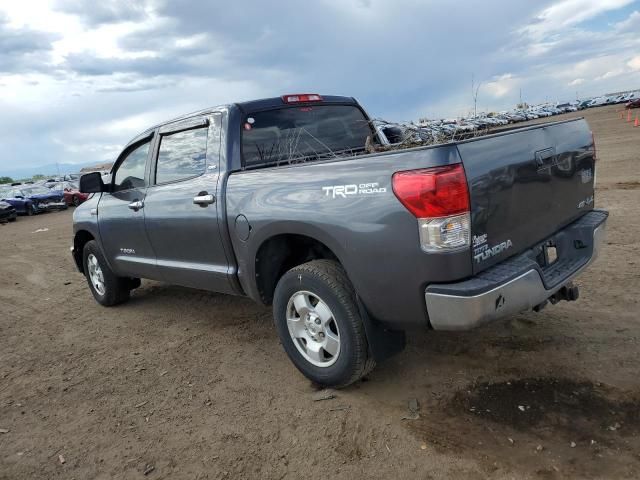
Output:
[{"xmin": 537, "ymin": 241, "xmax": 559, "ymax": 268}]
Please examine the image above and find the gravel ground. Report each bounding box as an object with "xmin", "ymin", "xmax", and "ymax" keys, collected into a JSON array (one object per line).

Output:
[{"xmin": 1, "ymin": 104, "xmax": 639, "ymax": 479}]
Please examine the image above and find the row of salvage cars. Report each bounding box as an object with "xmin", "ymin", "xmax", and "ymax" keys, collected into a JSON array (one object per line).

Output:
[
  {"xmin": 440, "ymin": 104, "xmax": 580, "ymax": 138},
  {"xmin": 376, "ymin": 103, "xmax": 583, "ymax": 146},
  {"xmin": 0, "ymin": 181, "xmax": 89, "ymax": 224},
  {"xmin": 377, "ymin": 94, "xmax": 639, "ymax": 146}
]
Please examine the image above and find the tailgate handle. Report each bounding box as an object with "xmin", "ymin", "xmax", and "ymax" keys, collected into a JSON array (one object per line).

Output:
[{"xmin": 535, "ymin": 147, "xmax": 556, "ymax": 167}]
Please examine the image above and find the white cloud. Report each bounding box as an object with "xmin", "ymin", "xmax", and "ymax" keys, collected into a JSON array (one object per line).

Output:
[
  {"xmin": 522, "ymin": 0, "xmax": 635, "ymax": 38},
  {"xmin": 484, "ymin": 73, "xmax": 518, "ymax": 98},
  {"xmin": 568, "ymin": 78, "xmax": 585, "ymax": 86},
  {"xmin": 595, "ymin": 70, "xmax": 624, "ymax": 81},
  {"xmin": 629, "ymin": 56, "xmax": 640, "ymax": 70},
  {"xmin": 615, "ymin": 10, "xmax": 640, "ymax": 32}
]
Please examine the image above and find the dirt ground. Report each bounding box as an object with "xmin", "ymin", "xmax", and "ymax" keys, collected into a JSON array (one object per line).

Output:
[{"xmin": 1, "ymin": 104, "xmax": 639, "ymax": 479}]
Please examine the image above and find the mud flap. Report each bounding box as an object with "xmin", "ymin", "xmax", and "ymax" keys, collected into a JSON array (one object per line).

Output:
[{"xmin": 356, "ymin": 296, "xmax": 406, "ymax": 363}]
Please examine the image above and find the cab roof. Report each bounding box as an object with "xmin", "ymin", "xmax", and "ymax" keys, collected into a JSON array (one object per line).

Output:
[{"xmin": 236, "ymin": 94, "xmax": 358, "ymax": 112}]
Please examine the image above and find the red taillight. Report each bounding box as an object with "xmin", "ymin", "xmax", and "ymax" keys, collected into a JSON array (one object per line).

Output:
[
  {"xmin": 392, "ymin": 164, "xmax": 469, "ymax": 218},
  {"xmin": 281, "ymin": 93, "xmax": 323, "ymax": 103}
]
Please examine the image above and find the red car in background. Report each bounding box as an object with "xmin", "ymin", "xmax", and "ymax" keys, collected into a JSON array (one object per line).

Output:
[
  {"xmin": 50, "ymin": 182, "xmax": 90, "ymax": 206},
  {"xmin": 625, "ymin": 99, "xmax": 640, "ymax": 109}
]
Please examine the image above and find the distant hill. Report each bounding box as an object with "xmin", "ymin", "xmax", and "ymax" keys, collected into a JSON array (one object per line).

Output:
[{"xmin": 0, "ymin": 161, "xmax": 103, "ymax": 180}]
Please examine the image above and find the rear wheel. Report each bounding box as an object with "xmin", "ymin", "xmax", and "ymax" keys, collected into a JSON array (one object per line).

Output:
[
  {"xmin": 72, "ymin": 195, "xmax": 80, "ymax": 207},
  {"xmin": 82, "ymin": 240, "xmax": 131, "ymax": 306},
  {"xmin": 273, "ymin": 260, "xmax": 375, "ymax": 388}
]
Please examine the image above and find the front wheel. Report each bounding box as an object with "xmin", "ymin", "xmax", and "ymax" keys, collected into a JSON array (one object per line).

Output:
[
  {"xmin": 273, "ymin": 260, "xmax": 375, "ymax": 388},
  {"xmin": 82, "ymin": 240, "xmax": 131, "ymax": 306}
]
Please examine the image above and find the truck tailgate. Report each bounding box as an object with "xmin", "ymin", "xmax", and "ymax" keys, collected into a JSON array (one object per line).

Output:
[{"xmin": 457, "ymin": 118, "xmax": 596, "ymax": 274}]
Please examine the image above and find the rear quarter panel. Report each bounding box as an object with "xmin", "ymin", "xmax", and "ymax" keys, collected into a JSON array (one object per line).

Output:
[{"xmin": 225, "ymin": 145, "xmax": 473, "ymax": 327}]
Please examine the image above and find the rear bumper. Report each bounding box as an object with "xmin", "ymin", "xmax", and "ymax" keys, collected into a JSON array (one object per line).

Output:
[{"xmin": 425, "ymin": 209, "xmax": 608, "ymax": 330}]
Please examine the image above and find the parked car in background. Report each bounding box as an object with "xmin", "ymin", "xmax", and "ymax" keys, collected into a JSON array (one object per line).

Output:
[
  {"xmin": 19, "ymin": 185, "xmax": 68, "ymax": 213},
  {"xmin": 0, "ymin": 188, "xmax": 36, "ymax": 215},
  {"xmin": 625, "ymin": 99, "xmax": 640, "ymax": 109},
  {"xmin": 50, "ymin": 182, "xmax": 89, "ymax": 206},
  {"xmin": 556, "ymin": 103, "xmax": 578, "ymax": 113},
  {"xmin": 0, "ymin": 200, "xmax": 17, "ymax": 222}
]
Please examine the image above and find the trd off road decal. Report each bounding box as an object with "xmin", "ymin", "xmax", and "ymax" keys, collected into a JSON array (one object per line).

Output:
[{"xmin": 322, "ymin": 182, "xmax": 387, "ymax": 199}]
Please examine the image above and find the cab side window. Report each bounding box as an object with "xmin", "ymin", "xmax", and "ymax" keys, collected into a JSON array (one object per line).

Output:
[
  {"xmin": 113, "ymin": 141, "xmax": 150, "ymax": 192},
  {"xmin": 155, "ymin": 128, "xmax": 208, "ymax": 185}
]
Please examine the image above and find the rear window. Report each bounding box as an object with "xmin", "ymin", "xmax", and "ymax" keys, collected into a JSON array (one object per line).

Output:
[{"xmin": 241, "ymin": 105, "xmax": 372, "ymax": 168}]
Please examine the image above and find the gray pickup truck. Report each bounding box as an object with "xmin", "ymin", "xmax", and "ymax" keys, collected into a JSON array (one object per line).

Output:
[{"xmin": 73, "ymin": 94, "xmax": 607, "ymax": 387}]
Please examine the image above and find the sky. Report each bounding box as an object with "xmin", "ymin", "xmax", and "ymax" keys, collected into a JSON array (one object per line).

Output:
[{"xmin": 0, "ymin": 0, "xmax": 639, "ymax": 176}]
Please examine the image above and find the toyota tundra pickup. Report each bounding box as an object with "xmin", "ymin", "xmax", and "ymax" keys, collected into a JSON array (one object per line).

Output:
[{"xmin": 72, "ymin": 94, "xmax": 608, "ymax": 387}]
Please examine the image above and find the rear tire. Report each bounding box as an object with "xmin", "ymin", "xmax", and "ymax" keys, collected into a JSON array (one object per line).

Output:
[
  {"xmin": 82, "ymin": 240, "xmax": 131, "ymax": 306},
  {"xmin": 273, "ymin": 260, "xmax": 375, "ymax": 388},
  {"xmin": 72, "ymin": 195, "xmax": 80, "ymax": 207}
]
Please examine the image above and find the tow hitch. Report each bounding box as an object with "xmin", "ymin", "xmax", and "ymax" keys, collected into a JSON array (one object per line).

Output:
[{"xmin": 533, "ymin": 282, "xmax": 580, "ymax": 312}]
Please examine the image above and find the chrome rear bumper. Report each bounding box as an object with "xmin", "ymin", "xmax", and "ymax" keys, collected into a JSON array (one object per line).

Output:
[{"xmin": 425, "ymin": 210, "xmax": 607, "ymax": 330}]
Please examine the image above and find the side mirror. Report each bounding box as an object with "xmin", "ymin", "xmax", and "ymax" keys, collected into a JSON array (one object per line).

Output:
[{"xmin": 79, "ymin": 172, "xmax": 107, "ymax": 193}]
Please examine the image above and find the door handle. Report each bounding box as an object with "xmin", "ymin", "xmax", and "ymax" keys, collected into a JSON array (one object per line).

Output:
[
  {"xmin": 128, "ymin": 200, "xmax": 144, "ymax": 211},
  {"xmin": 193, "ymin": 193, "xmax": 215, "ymax": 206}
]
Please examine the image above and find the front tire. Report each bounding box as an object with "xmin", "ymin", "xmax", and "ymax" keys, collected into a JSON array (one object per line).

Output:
[
  {"xmin": 82, "ymin": 240, "xmax": 131, "ymax": 306},
  {"xmin": 273, "ymin": 260, "xmax": 375, "ymax": 388}
]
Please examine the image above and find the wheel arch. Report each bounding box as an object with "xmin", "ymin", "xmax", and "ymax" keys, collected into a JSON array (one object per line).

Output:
[
  {"xmin": 254, "ymin": 233, "xmax": 341, "ymax": 305},
  {"xmin": 73, "ymin": 229, "xmax": 95, "ymax": 273}
]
